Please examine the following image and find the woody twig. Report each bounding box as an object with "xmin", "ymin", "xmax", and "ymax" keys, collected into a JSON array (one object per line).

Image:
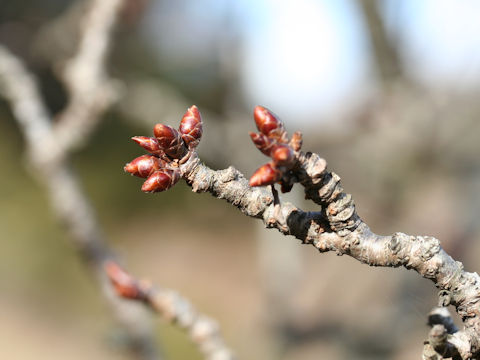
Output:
[{"xmin": 126, "ymin": 105, "xmax": 480, "ymax": 359}]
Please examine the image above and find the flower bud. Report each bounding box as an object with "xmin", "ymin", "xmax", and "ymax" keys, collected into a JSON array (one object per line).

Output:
[
  {"xmin": 131, "ymin": 136, "xmax": 163, "ymax": 156},
  {"xmin": 141, "ymin": 169, "xmax": 181, "ymax": 193},
  {"xmin": 249, "ymin": 163, "xmax": 281, "ymax": 187},
  {"xmin": 253, "ymin": 105, "xmax": 285, "ymax": 139},
  {"xmin": 289, "ymin": 131, "xmax": 303, "ymax": 151},
  {"xmin": 153, "ymin": 124, "xmax": 186, "ymax": 159},
  {"xmin": 179, "ymin": 105, "xmax": 203, "ymax": 149},
  {"xmin": 271, "ymin": 145, "xmax": 294, "ymax": 167},
  {"xmin": 124, "ymin": 155, "xmax": 164, "ymax": 178},
  {"xmin": 105, "ymin": 261, "xmax": 144, "ymax": 300},
  {"xmin": 249, "ymin": 132, "xmax": 275, "ymax": 156}
]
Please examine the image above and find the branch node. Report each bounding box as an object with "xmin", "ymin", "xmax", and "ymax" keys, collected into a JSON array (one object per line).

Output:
[
  {"xmin": 300, "ymin": 152, "xmax": 327, "ymax": 184},
  {"xmin": 220, "ymin": 166, "xmax": 238, "ymax": 183},
  {"xmin": 389, "ymin": 232, "xmax": 404, "ymax": 254},
  {"xmin": 438, "ymin": 290, "xmax": 453, "ymax": 307},
  {"xmin": 420, "ymin": 236, "xmax": 442, "ymax": 261}
]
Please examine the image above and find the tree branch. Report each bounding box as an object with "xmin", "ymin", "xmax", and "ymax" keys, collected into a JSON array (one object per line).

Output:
[
  {"xmin": 357, "ymin": 0, "xmax": 403, "ymax": 85},
  {"xmin": 106, "ymin": 261, "xmax": 235, "ymax": 360},
  {"xmin": 424, "ymin": 307, "xmax": 462, "ymax": 359},
  {"xmin": 159, "ymin": 134, "xmax": 480, "ymax": 359},
  {"xmin": 52, "ymin": 0, "xmax": 123, "ymax": 155}
]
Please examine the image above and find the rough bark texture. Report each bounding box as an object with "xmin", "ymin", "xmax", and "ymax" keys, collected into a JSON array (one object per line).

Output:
[
  {"xmin": 179, "ymin": 151, "xmax": 480, "ymax": 359},
  {"xmin": 424, "ymin": 307, "xmax": 462, "ymax": 359}
]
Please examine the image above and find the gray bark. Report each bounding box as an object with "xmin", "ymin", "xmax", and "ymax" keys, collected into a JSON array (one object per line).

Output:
[{"xmin": 179, "ymin": 151, "xmax": 480, "ymax": 359}]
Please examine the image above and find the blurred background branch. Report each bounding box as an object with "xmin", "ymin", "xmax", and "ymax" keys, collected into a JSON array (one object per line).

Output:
[
  {"xmin": 106, "ymin": 261, "xmax": 235, "ymax": 360},
  {"xmin": 0, "ymin": 0, "xmax": 159, "ymax": 358},
  {"xmin": 357, "ymin": 0, "xmax": 403, "ymax": 86},
  {"xmin": 53, "ymin": 0, "xmax": 122, "ymax": 155}
]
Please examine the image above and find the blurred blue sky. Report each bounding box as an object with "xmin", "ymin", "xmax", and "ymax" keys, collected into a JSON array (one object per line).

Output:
[
  {"xmin": 383, "ymin": 0, "xmax": 480, "ymax": 87},
  {"xmin": 143, "ymin": 0, "xmax": 480, "ymax": 123}
]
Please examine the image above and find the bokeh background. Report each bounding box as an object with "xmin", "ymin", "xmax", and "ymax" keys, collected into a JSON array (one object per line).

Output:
[{"xmin": 2, "ymin": 0, "xmax": 480, "ymax": 359}]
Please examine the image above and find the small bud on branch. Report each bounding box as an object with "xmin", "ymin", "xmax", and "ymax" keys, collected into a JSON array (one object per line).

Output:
[
  {"xmin": 153, "ymin": 124, "xmax": 186, "ymax": 159},
  {"xmin": 131, "ymin": 136, "xmax": 164, "ymax": 156},
  {"xmin": 249, "ymin": 106, "xmax": 302, "ymax": 192},
  {"xmin": 289, "ymin": 131, "xmax": 303, "ymax": 152},
  {"xmin": 179, "ymin": 105, "xmax": 203, "ymax": 149},
  {"xmin": 141, "ymin": 169, "xmax": 181, "ymax": 193},
  {"xmin": 249, "ymin": 163, "xmax": 281, "ymax": 187},
  {"xmin": 126, "ymin": 105, "xmax": 204, "ymax": 193},
  {"xmin": 253, "ymin": 105, "xmax": 286, "ymax": 141},
  {"xmin": 124, "ymin": 155, "xmax": 164, "ymax": 178},
  {"xmin": 105, "ymin": 261, "xmax": 146, "ymax": 300},
  {"xmin": 271, "ymin": 145, "xmax": 294, "ymax": 167},
  {"xmin": 249, "ymin": 132, "xmax": 276, "ymax": 157}
]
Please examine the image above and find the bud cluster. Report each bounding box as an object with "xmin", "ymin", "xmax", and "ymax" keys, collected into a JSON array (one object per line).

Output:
[
  {"xmin": 124, "ymin": 105, "xmax": 203, "ymax": 193},
  {"xmin": 249, "ymin": 106, "xmax": 302, "ymax": 192}
]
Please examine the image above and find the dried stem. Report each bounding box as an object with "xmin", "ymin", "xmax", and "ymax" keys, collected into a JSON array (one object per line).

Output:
[
  {"xmin": 0, "ymin": 1, "xmax": 159, "ymax": 357},
  {"xmin": 176, "ymin": 149, "xmax": 480, "ymax": 359}
]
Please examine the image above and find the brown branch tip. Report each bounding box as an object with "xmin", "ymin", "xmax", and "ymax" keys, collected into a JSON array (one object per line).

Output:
[
  {"xmin": 105, "ymin": 261, "xmax": 235, "ymax": 360},
  {"xmin": 105, "ymin": 261, "xmax": 148, "ymax": 301}
]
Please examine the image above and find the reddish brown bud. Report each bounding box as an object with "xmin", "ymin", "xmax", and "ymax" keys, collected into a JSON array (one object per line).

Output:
[
  {"xmin": 271, "ymin": 145, "xmax": 295, "ymax": 167},
  {"xmin": 289, "ymin": 131, "xmax": 303, "ymax": 151},
  {"xmin": 249, "ymin": 163, "xmax": 281, "ymax": 187},
  {"xmin": 105, "ymin": 261, "xmax": 144, "ymax": 300},
  {"xmin": 253, "ymin": 105, "xmax": 285, "ymax": 140},
  {"xmin": 132, "ymin": 136, "xmax": 163, "ymax": 156},
  {"xmin": 153, "ymin": 124, "xmax": 186, "ymax": 159},
  {"xmin": 124, "ymin": 155, "xmax": 165, "ymax": 178},
  {"xmin": 179, "ymin": 105, "xmax": 203, "ymax": 149},
  {"xmin": 249, "ymin": 132, "xmax": 276, "ymax": 156},
  {"xmin": 141, "ymin": 169, "xmax": 181, "ymax": 193}
]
